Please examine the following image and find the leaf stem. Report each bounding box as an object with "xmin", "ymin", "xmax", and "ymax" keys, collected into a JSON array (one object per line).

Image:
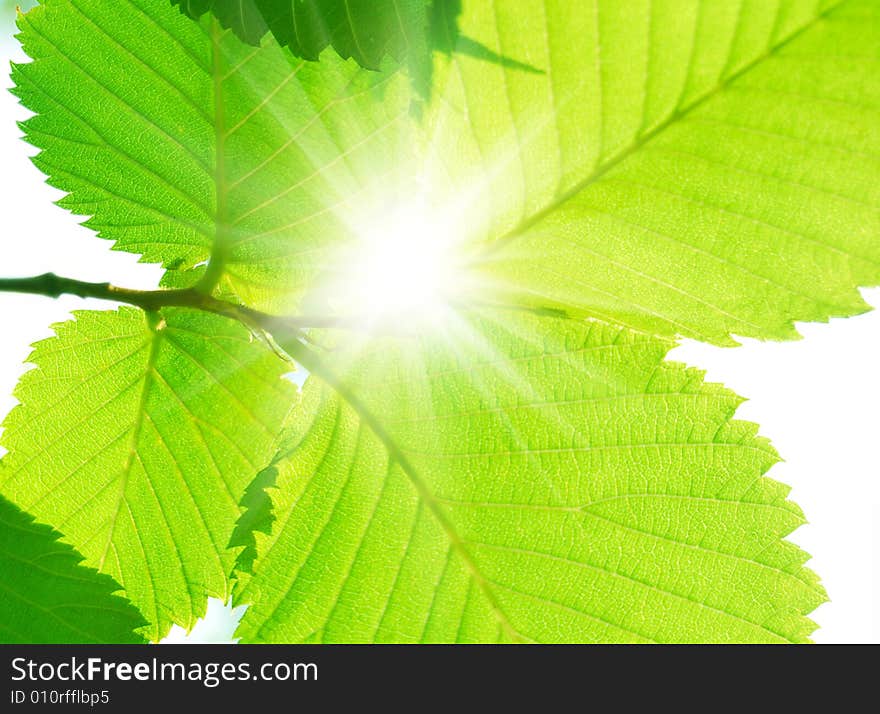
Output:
[{"xmin": 0, "ymin": 272, "xmax": 341, "ymax": 330}]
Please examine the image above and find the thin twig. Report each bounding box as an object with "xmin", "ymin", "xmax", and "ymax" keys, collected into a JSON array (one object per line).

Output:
[{"xmin": 0, "ymin": 272, "xmax": 340, "ymax": 331}]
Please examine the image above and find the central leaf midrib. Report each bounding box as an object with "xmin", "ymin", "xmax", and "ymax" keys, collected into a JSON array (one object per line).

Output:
[
  {"xmin": 480, "ymin": 0, "xmax": 847, "ymax": 259},
  {"xmin": 97, "ymin": 318, "xmax": 164, "ymax": 571},
  {"xmin": 282, "ymin": 338, "xmax": 526, "ymax": 643},
  {"xmin": 199, "ymin": 17, "xmax": 230, "ymax": 291}
]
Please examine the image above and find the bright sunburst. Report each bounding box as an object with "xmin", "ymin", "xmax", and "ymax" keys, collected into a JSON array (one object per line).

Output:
[
  {"xmin": 315, "ymin": 190, "xmax": 481, "ymax": 330},
  {"xmin": 347, "ymin": 200, "xmax": 459, "ymax": 322}
]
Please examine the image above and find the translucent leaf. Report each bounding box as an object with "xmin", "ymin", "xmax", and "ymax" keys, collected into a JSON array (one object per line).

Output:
[
  {"xmin": 171, "ymin": 0, "xmax": 268, "ymax": 45},
  {"xmin": 170, "ymin": 0, "xmax": 438, "ymax": 74},
  {"xmin": 235, "ymin": 312, "xmax": 825, "ymax": 643},
  {"xmin": 9, "ymin": 0, "xmax": 875, "ymax": 643},
  {"xmin": 11, "ymin": 0, "xmax": 414, "ymax": 312},
  {"xmin": 0, "ymin": 493, "xmax": 146, "ymax": 643},
  {"xmin": 0, "ymin": 308, "xmax": 296, "ymax": 640},
  {"xmin": 425, "ymin": 0, "xmax": 880, "ymax": 344},
  {"xmin": 12, "ymin": 0, "xmax": 880, "ymax": 343}
]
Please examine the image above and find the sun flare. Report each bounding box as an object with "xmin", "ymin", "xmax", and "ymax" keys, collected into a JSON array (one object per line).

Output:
[{"xmin": 332, "ymin": 197, "xmax": 470, "ymax": 327}]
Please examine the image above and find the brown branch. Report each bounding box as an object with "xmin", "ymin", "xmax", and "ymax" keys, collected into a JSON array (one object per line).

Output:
[{"xmin": 0, "ymin": 272, "xmax": 342, "ymax": 331}]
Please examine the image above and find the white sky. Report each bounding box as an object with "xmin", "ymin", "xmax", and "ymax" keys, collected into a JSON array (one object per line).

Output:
[{"xmin": 1, "ymin": 27, "xmax": 878, "ymax": 644}]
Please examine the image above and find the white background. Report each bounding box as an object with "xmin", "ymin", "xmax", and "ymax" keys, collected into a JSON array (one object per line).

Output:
[{"xmin": 1, "ymin": 32, "xmax": 877, "ymax": 644}]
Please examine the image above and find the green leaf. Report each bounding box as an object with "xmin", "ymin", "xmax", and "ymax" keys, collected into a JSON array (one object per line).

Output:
[
  {"xmin": 0, "ymin": 308, "xmax": 296, "ymax": 640},
  {"xmin": 0, "ymin": 493, "xmax": 146, "ymax": 643},
  {"xmin": 234, "ymin": 312, "xmax": 825, "ymax": 643},
  {"xmin": 14, "ymin": 0, "xmax": 880, "ymax": 344},
  {"xmin": 12, "ymin": 0, "xmax": 413, "ymax": 312},
  {"xmin": 171, "ymin": 0, "xmax": 434, "ymax": 71},
  {"xmin": 171, "ymin": 0, "xmax": 422, "ymax": 69},
  {"xmin": 170, "ymin": 0, "xmax": 268, "ymax": 45},
  {"xmin": 429, "ymin": 0, "xmax": 880, "ymax": 344},
  {"xmin": 9, "ymin": 0, "xmax": 874, "ymax": 643},
  {"xmin": 167, "ymin": 1, "xmax": 471, "ymax": 96}
]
